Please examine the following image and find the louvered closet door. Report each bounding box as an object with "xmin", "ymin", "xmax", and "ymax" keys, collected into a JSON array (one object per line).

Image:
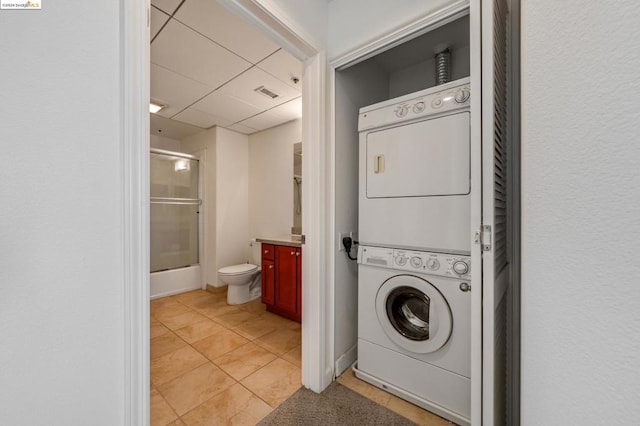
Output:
[{"xmin": 481, "ymin": 0, "xmax": 510, "ymax": 424}]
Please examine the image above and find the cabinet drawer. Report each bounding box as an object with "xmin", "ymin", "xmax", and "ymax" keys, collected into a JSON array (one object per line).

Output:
[{"xmin": 261, "ymin": 244, "xmax": 275, "ymax": 261}]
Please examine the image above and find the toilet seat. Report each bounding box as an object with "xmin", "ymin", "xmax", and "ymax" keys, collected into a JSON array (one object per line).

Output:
[{"xmin": 218, "ymin": 264, "xmax": 258, "ymax": 276}]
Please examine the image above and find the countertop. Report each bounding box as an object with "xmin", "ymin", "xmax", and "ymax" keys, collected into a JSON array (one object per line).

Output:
[{"xmin": 255, "ymin": 235, "xmax": 303, "ymax": 247}]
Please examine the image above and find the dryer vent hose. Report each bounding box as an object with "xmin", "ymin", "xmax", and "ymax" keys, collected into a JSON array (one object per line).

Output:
[{"xmin": 435, "ymin": 49, "xmax": 451, "ymax": 86}]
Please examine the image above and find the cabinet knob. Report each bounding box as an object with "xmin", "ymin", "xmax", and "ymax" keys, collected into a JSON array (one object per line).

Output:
[
  {"xmin": 296, "ymin": 252, "xmax": 300, "ymax": 256},
  {"xmin": 264, "ymin": 250, "xmax": 269, "ymax": 254},
  {"xmin": 269, "ymin": 265, "xmax": 273, "ymax": 269},
  {"xmin": 291, "ymin": 251, "xmax": 295, "ymax": 255}
]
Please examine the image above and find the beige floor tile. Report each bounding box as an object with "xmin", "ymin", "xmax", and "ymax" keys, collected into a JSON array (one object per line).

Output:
[
  {"xmin": 258, "ymin": 311, "xmax": 296, "ymax": 327},
  {"xmin": 158, "ymin": 363, "xmax": 236, "ymax": 416},
  {"xmin": 174, "ymin": 319, "xmax": 226, "ymax": 344},
  {"xmin": 189, "ymin": 293, "xmax": 226, "ymax": 310},
  {"xmin": 214, "ymin": 342, "xmax": 277, "ymax": 381},
  {"xmin": 153, "ymin": 303, "xmax": 194, "ymax": 322},
  {"xmin": 236, "ymin": 393, "xmax": 272, "ymax": 422},
  {"xmin": 191, "ymin": 297, "xmax": 228, "ymax": 312},
  {"xmin": 151, "ymin": 296, "xmax": 182, "ymax": 310},
  {"xmin": 237, "ymin": 299, "xmax": 267, "ymax": 315},
  {"xmin": 180, "ymin": 383, "xmax": 254, "ymax": 425},
  {"xmin": 241, "ymin": 358, "xmax": 301, "ymax": 407},
  {"xmin": 197, "ymin": 303, "xmax": 242, "ymax": 319},
  {"xmin": 336, "ymin": 369, "xmax": 393, "ymax": 406},
  {"xmin": 151, "ymin": 332, "xmax": 188, "ymax": 360},
  {"xmin": 151, "ymin": 322, "xmax": 171, "ymax": 339},
  {"xmin": 232, "ymin": 320, "xmax": 279, "ymax": 341},
  {"xmin": 161, "ymin": 310, "xmax": 209, "ymax": 331},
  {"xmin": 150, "ymin": 387, "xmax": 178, "ymax": 426},
  {"xmin": 174, "ymin": 290, "xmax": 212, "ymax": 305},
  {"xmin": 280, "ymin": 345, "xmax": 301, "ymax": 367},
  {"xmin": 151, "ymin": 346, "xmax": 208, "ymax": 386},
  {"xmin": 386, "ymin": 395, "xmax": 451, "ymax": 426},
  {"xmin": 165, "ymin": 419, "xmax": 186, "ymax": 426},
  {"xmin": 254, "ymin": 328, "xmax": 301, "ymax": 356},
  {"xmin": 192, "ymin": 329, "xmax": 250, "ymax": 360},
  {"xmin": 213, "ymin": 311, "xmax": 260, "ymax": 329}
]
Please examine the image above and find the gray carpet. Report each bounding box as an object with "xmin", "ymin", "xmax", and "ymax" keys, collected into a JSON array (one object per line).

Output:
[{"xmin": 257, "ymin": 382, "xmax": 416, "ymax": 426}]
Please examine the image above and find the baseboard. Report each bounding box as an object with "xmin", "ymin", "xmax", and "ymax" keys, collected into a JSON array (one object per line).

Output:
[
  {"xmin": 206, "ymin": 284, "xmax": 227, "ymax": 295},
  {"xmin": 335, "ymin": 344, "xmax": 357, "ymax": 377}
]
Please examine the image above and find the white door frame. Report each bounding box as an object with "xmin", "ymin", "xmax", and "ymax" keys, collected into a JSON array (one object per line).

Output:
[
  {"xmin": 122, "ymin": 3, "xmax": 333, "ymax": 423},
  {"xmin": 122, "ymin": 0, "xmax": 150, "ymax": 424},
  {"xmin": 218, "ymin": 0, "xmax": 332, "ymax": 394}
]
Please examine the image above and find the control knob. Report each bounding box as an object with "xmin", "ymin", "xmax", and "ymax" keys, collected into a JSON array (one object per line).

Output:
[
  {"xmin": 410, "ymin": 256, "xmax": 423, "ymax": 268},
  {"xmin": 454, "ymin": 88, "xmax": 470, "ymax": 104},
  {"xmin": 395, "ymin": 256, "xmax": 407, "ymax": 266},
  {"xmin": 395, "ymin": 105, "xmax": 409, "ymax": 117},
  {"xmin": 412, "ymin": 102, "xmax": 425, "ymax": 113},
  {"xmin": 453, "ymin": 260, "xmax": 470, "ymax": 275},
  {"xmin": 426, "ymin": 259, "xmax": 440, "ymax": 271}
]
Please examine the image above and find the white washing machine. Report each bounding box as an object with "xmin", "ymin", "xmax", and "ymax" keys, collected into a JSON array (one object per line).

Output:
[
  {"xmin": 358, "ymin": 77, "xmax": 471, "ymax": 254},
  {"xmin": 354, "ymin": 245, "xmax": 471, "ymax": 426}
]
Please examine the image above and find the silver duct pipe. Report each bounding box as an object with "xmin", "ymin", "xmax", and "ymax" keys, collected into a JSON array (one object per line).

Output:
[{"xmin": 435, "ymin": 49, "xmax": 451, "ymax": 85}]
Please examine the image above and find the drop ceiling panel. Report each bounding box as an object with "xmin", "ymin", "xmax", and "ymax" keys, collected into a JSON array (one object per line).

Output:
[
  {"xmin": 151, "ymin": 64, "xmax": 213, "ymax": 118},
  {"xmin": 151, "ymin": 113, "xmax": 203, "ymax": 141},
  {"xmin": 152, "ymin": 20, "xmax": 251, "ymax": 88},
  {"xmin": 227, "ymin": 123, "xmax": 259, "ymax": 135},
  {"xmin": 151, "ymin": 7, "xmax": 170, "ymax": 40},
  {"xmin": 218, "ymin": 67, "xmax": 301, "ymax": 110},
  {"xmin": 238, "ymin": 97, "xmax": 301, "ymax": 131},
  {"xmin": 257, "ymin": 49, "xmax": 303, "ymax": 89},
  {"xmin": 151, "ymin": 0, "xmax": 182, "ymax": 15},
  {"xmin": 173, "ymin": 108, "xmax": 234, "ymax": 129},
  {"xmin": 174, "ymin": 0, "xmax": 280, "ymax": 64},
  {"xmin": 190, "ymin": 91, "xmax": 262, "ymax": 123}
]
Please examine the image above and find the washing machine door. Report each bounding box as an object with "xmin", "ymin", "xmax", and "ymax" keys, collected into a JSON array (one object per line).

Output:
[{"xmin": 376, "ymin": 274, "xmax": 452, "ymax": 354}]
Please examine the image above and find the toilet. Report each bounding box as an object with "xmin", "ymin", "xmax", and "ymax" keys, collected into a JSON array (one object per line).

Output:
[{"xmin": 218, "ymin": 240, "xmax": 262, "ymax": 305}]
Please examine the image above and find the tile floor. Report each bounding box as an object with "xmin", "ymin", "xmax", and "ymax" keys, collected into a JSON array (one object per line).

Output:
[{"xmin": 150, "ymin": 289, "xmax": 452, "ymax": 425}]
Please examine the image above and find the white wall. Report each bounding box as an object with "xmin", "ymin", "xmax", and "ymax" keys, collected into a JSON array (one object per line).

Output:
[
  {"xmin": 215, "ymin": 128, "xmax": 250, "ymax": 276},
  {"xmin": 182, "ymin": 128, "xmax": 217, "ymax": 287},
  {"xmin": 521, "ymin": 1, "xmax": 640, "ymax": 424},
  {"xmin": 333, "ymin": 61, "xmax": 389, "ymax": 372},
  {"xmin": 249, "ymin": 119, "xmax": 301, "ymax": 239},
  {"xmin": 254, "ymin": 0, "xmax": 328, "ymax": 50},
  {"xmin": 0, "ymin": 3, "xmax": 125, "ymax": 425},
  {"xmin": 328, "ymin": 0, "xmax": 458, "ymax": 60},
  {"xmin": 150, "ymin": 134, "xmax": 181, "ymax": 151}
]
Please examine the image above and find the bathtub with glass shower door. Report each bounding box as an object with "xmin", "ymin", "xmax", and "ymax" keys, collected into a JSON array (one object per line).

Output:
[{"xmin": 150, "ymin": 149, "xmax": 203, "ymax": 298}]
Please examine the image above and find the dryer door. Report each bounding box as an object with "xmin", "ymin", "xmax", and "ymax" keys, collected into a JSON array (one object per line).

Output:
[{"xmin": 376, "ymin": 274, "xmax": 452, "ymax": 354}]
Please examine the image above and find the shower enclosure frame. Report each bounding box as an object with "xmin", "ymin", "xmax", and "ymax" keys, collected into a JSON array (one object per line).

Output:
[{"xmin": 149, "ymin": 148, "xmax": 204, "ymax": 299}]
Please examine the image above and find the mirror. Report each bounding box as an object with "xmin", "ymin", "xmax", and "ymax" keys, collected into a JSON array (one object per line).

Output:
[{"xmin": 293, "ymin": 142, "xmax": 302, "ymax": 235}]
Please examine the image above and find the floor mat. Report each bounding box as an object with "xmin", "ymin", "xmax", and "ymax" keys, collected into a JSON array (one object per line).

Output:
[{"xmin": 257, "ymin": 381, "xmax": 416, "ymax": 425}]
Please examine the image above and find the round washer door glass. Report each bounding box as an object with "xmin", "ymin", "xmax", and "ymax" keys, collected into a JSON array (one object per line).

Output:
[{"xmin": 376, "ymin": 275, "xmax": 452, "ymax": 354}]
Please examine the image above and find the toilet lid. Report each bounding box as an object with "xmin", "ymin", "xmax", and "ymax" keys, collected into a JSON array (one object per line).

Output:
[{"xmin": 219, "ymin": 263, "xmax": 258, "ymax": 275}]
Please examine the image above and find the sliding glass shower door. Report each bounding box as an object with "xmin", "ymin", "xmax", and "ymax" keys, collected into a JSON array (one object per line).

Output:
[{"xmin": 150, "ymin": 150, "xmax": 200, "ymax": 273}]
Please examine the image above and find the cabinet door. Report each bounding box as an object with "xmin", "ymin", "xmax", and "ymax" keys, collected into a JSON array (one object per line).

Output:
[
  {"xmin": 261, "ymin": 260, "xmax": 275, "ymax": 305},
  {"xmin": 275, "ymin": 245, "xmax": 297, "ymax": 314},
  {"xmin": 296, "ymin": 248, "xmax": 302, "ymax": 320}
]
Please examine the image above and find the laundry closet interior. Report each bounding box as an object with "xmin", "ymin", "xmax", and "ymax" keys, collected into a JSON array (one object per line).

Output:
[{"xmin": 331, "ymin": 1, "xmax": 517, "ymax": 425}]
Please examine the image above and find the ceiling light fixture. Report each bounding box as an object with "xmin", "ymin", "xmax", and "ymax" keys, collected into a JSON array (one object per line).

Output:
[{"xmin": 149, "ymin": 102, "xmax": 166, "ymax": 114}]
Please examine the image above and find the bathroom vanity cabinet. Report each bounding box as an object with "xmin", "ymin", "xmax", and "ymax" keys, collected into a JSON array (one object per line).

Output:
[{"xmin": 261, "ymin": 243, "xmax": 301, "ymax": 322}]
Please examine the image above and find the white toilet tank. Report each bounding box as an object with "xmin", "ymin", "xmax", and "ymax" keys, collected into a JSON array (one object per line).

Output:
[{"xmin": 250, "ymin": 239, "xmax": 262, "ymax": 267}]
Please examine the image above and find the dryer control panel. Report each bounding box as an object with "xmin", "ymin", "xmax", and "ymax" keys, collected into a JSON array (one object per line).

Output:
[
  {"xmin": 358, "ymin": 245, "xmax": 470, "ymax": 279},
  {"xmin": 358, "ymin": 77, "xmax": 470, "ymax": 132}
]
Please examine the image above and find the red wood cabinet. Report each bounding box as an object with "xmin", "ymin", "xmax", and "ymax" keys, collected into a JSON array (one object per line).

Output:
[{"xmin": 261, "ymin": 243, "xmax": 301, "ymax": 322}]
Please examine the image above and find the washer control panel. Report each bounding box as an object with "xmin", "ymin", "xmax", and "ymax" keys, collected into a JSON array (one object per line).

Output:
[
  {"xmin": 359, "ymin": 77, "xmax": 470, "ymax": 132},
  {"xmin": 358, "ymin": 245, "xmax": 470, "ymax": 279}
]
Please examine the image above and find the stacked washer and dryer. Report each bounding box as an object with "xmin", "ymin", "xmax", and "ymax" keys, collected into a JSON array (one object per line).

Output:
[{"xmin": 355, "ymin": 77, "xmax": 472, "ymax": 426}]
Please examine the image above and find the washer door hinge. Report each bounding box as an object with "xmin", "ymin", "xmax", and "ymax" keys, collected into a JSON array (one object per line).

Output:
[{"xmin": 475, "ymin": 225, "xmax": 491, "ymax": 251}]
